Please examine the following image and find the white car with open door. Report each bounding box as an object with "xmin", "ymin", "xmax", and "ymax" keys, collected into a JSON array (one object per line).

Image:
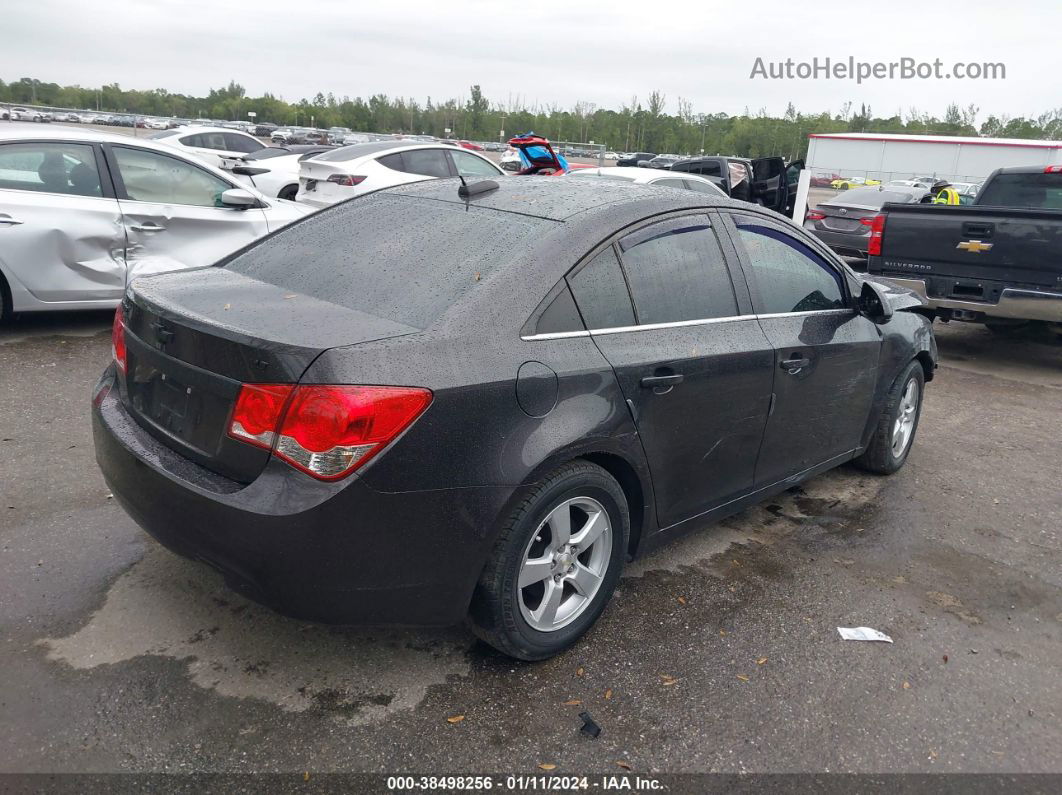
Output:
[
  {"xmin": 0, "ymin": 125, "xmax": 309, "ymax": 319},
  {"xmin": 296, "ymin": 140, "xmax": 503, "ymax": 208},
  {"xmin": 148, "ymin": 126, "xmax": 267, "ymax": 168}
]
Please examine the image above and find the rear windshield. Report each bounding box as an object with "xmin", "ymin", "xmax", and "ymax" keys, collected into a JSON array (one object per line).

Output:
[
  {"xmin": 977, "ymin": 173, "xmax": 1062, "ymax": 209},
  {"xmin": 223, "ymin": 194, "xmax": 551, "ymax": 328},
  {"xmin": 835, "ymin": 188, "xmax": 914, "ymax": 206}
]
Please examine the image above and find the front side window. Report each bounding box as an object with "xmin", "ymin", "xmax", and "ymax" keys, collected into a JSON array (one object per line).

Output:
[
  {"xmin": 450, "ymin": 150, "xmax": 500, "ymax": 177},
  {"xmin": 617, "ymin": 218, "xmax": 738, "ymax": 324},
  {"xmin": 0, "ymin": 142, "xmax": 102, "ymax": 197},
  {"xmin": 113, "ymin": 146, "xmax": 231, "ymax": 207},
  {"xmin": 734, "ymin": 222, "xmax": 845, "ymax": 314}
]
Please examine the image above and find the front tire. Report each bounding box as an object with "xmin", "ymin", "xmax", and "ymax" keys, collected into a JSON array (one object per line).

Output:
[
  {"xmin": 854, "ymin": 360, "xmax": 925, "ymax": 474},
  {"xmin": 468, "ymin": 461, "xmax": 628, "ymax": 661}
]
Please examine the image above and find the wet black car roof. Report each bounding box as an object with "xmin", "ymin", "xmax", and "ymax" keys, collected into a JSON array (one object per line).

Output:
[{"xmin": 384, "ymin": 176, "xmax": 730, "ymax": 222}]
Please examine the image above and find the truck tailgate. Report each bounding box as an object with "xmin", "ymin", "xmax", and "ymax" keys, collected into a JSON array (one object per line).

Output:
[{"xmin": 878, "ymin": 205, "xmax": 1062, "ymax": 289}]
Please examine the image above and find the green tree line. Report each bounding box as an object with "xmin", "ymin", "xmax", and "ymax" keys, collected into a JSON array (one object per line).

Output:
[{"xmin": 4, "ymin": 76, "xmax": 1062, "ymax": 160}]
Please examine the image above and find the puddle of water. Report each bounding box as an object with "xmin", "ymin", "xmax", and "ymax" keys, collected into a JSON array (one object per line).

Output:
[
  {"xmin": 40, "ymin": 546, "xmax": 471, "ymax": 725},
  {"xmin": 625, "ymin": 468, "xmax": 884, "ymax": 578}
]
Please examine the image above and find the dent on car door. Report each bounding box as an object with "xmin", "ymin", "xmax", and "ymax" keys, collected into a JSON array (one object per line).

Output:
[
  {"xmin": 106, "ymin": 145, "xmax": 269, "ymax": 280},
  {"xmin": 0, "ymin": 141, "xmax": 126, "ymax": 306},
  {"xmin": 566, "ymin": 215, "xmax": 775, "ymax": 529},
  {"xmin": 721, "ymin": 213, "xmax": 882, "ymax": 486}
]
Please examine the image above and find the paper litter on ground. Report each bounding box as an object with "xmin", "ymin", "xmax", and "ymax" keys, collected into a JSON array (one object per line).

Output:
[{"xmin": 837, "ymin": 626, "xmax": 894, "ymax": 643}]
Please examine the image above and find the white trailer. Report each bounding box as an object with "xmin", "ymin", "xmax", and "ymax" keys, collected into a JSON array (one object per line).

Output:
[{"xmin": 806, "ymin": 132, "xmax": 1062, "ymax": 184}]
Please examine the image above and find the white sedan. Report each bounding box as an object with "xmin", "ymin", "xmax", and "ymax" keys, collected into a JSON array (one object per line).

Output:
[
  {"xmin": 296, "ymin": 141, "xmax": 503, "ymax": 208},
  {"xmin": 148, "ymin": 126, "xmax": 267, "ymax": 168},
  {"xmin": 222, "ymin": 145, "xmax": 334, "ymax": 200},
  {"xmin": 566, "ymin": 166, "xmax": 728, "ymax": 196},
  {"xmin": 0, "ymin": 124, "xmax": 310, "ymax": 319}
]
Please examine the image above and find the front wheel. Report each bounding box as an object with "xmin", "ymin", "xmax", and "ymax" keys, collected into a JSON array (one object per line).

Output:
[
  {"xmin": 468, "ymin": 461, "xmax": 629, "ymax": 660},
  {"xmin": 854, "ymin": 360, "xmax": 925, "ymax": 475}
]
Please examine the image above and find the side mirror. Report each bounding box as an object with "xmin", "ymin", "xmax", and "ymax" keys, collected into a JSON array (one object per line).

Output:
[
  {"xmin": 220, "ymin": 188, "xmax": 258, "ymax": 209},
  {"xmin": 859, "ymin": 280, "xmax": 894, "ymax": 323}
]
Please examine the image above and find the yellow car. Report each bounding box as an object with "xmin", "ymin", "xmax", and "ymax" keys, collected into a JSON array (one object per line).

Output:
[{"xmin": 830, "ymin": 177, "xmax": 882, "ymax": 190}]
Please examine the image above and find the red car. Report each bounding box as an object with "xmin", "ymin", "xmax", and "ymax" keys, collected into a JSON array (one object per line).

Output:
[
  {"xmin": 506, "ymin": 134, "xmax": 592, "ymax": 176},
  {"xmin": 457, "ymin": 140, "xmax": 484, "ymax": 151}
]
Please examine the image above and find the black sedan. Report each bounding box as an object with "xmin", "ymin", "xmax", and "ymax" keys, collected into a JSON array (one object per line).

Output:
[
  {"xmin": 804, "ymin": 185, "xmax": 930, "ymax": 259},
  {"xmin": 93, "ymin": 178, "xmax": 936, "ymax": 660}
]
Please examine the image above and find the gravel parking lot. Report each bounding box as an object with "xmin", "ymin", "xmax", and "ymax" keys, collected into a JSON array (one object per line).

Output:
[{"xmin": 1, "ymin": 312, "xmax": 1059, "ymax": 774}]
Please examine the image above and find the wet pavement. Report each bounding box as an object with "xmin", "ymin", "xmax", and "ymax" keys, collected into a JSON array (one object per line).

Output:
[{"xmin": 1, "ymin": 313, "xmax": 1060, "ymax": 774}]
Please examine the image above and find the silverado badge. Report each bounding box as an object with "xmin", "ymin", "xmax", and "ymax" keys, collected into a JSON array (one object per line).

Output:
[{"xmin": 956, "ymin": 240, "xmax": 994, "ymax": 254}]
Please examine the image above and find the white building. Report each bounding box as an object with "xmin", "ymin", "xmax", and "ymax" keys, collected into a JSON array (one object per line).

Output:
[{"xmin": 805, "ymin": 132, "xmax": 1062, "ymax": 184}]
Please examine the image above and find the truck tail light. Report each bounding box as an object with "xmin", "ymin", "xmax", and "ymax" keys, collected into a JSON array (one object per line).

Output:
[
  {"xmin": 867, "ymin": 213, "xmax": 886, "ymax": 256},
  {"xmin": 111, "ymin": 306, "xmax": 127, "ymax": 374},
  {"xmin": 228, "ymin": 384, "xmax": 432, "ymax": 480},
  {"xmin": 326, "ymin": 174, "xmax": 367, "ymax": 187},
  {"xmin": 805, "ymin": 211, "xmax": 826, "ymax": 221}
]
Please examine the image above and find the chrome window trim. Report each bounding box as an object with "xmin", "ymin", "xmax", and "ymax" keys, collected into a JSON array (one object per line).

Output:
[{"xmin": 520, "ymin": 308, "xmax": 855, "ymax": 341}]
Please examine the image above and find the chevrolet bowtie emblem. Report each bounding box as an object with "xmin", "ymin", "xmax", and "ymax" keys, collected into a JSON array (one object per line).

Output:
[{"xmin": 956, "ymin": 239, "xmax": 993, "ymax": 253}]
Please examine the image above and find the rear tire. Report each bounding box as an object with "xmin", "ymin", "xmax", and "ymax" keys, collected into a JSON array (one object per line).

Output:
[
  {"xmin": 854, "ymin": 360, "xmax": 924, "ymax": 475},
  {"xmin": 278, "ymin": 185, "xmax": 299, "ymax": 201},
  {"xmin": 468, "ymin": 461, "xmax": 628, "ymax": 661}
]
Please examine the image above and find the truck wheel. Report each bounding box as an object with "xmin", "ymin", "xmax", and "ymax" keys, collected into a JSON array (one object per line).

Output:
[
  {"xmin": 468, "ymin": 461, "xmax": 628, "ymax": 661},
  {"xmin": 854, "ymin": 360, "xmax": 924, "ymax": 475}
]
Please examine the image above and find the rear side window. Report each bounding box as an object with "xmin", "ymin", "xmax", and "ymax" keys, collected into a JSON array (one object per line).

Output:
[
  {"xmin": 224, "ymin": 195, "xmax": 552, "ymax": 329},
  {"xmin": 379, "ymin": 149, "xmax": 451, "ymax": 178},
  {"xmin": 0, "ymin": 142, "xmax": 102, "ymax": 197},
  {"xmin": 977, "ymin": 172, "xmax": 1062, "ymax": 209},
  {"xmin": 567, "ymin": 247, "xmax": 635, "ymax": 329},
  {"xmin": 223, "ymin": 133, "xmax": 263, "ymax": 154},
  {"xmin": 617, "ymin": 218, "xmax": 738, "ymax": 324},
  {"xmin": 734, "ymin": 222, "xmax": 845, "ymax": 314}
]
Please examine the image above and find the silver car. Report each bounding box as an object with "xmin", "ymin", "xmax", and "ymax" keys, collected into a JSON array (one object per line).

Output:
[{"xmin": 0, "ymin": 124, "xmax": 310, "ymax": 319}]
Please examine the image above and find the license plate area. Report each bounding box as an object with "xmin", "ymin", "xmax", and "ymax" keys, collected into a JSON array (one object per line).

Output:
[{"xmin": 304, "ymin": 178, "xmax": 317, "ymax": 192}]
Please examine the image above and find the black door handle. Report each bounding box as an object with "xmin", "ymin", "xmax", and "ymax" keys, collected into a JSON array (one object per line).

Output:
[
  {"xmin": 780, "ymin": 356, "xmax": 811, "ymax": 374},
  {"xmin": 640, "ymin": 374, "xmax": 684, "ymax": 389}
]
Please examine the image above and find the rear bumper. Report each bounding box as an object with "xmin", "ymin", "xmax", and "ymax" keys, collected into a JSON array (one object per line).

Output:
[
  {"xmin": 881, "ymin": 277, "xmax": 1062, "ymax": 322},
  {"xmin": 91, "ymin": 367, "xmax": 515, "ymax": 626},
  {"xmin": 806, "ymin": 227, "xmax": 869, "ymax": 258}
]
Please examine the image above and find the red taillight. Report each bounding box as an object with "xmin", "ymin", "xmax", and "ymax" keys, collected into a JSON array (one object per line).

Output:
[
  {"xmin": 867, "ymin": 213, "xmax": 886, "ymax": 256},
  {"xmin": 1044, "ymin": 165, "xmax": 1062, "ymax": 173},
  {"xmin": 859, "ymin": 217, "xmax": 875, "ymax": 226},
  {"xmin": 111, "ymin": 306, "xmax": 127, "ymax": 374},
  {"xmin": 326, "ymin": 174, "xmax": 367, "ymax": 187},
  {"xmin": 805, "ymin": 211, "xmax": 825, "ymax": 221},
  {"xmin": 228, "ymin": 384, "xmax": 295, "ymax": 449},
  {"xmin": 227, "ymin": 384, "xmax": 432, "ymax": 480}
]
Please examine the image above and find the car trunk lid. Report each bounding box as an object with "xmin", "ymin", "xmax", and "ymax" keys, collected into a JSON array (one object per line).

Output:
[{"xmin": 120, "ymin": 268, "xmax": 418, "ymax": 483}]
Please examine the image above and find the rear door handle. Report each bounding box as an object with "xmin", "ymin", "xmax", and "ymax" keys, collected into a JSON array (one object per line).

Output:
[
  {"xmin": 131, "ymin": 222, "xmax": 165, "ymax": 232},
  {"xmin": 0, "ymin": 214, "xmax": 24, "ymax": 226},
  {"xmin": 780, "ymin": 356, "xmax": 811, "ymax": 374},
  {"xmin": 640, "ymin": 374, "xmax": 684, "ymax": 389}
]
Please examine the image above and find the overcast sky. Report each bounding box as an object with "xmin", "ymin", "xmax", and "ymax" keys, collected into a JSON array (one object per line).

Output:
[{"xmin": 2, "ymin": 0, "xmax": 1056, "ymax": 120}]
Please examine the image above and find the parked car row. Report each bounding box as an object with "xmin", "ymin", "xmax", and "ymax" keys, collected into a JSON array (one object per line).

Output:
[{"xmin": 0, "ymin": 126, "xmax": 309, "ymax": 320}]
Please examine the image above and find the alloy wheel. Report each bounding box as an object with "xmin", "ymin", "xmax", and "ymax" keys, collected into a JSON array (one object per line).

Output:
[
  {"xmin": 891, "ymin": 378, "xmax": 920, "ymax": 457},
  {"xmin": 517, "ymin": 497, "xmax": 613, "ymax": 632}
]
